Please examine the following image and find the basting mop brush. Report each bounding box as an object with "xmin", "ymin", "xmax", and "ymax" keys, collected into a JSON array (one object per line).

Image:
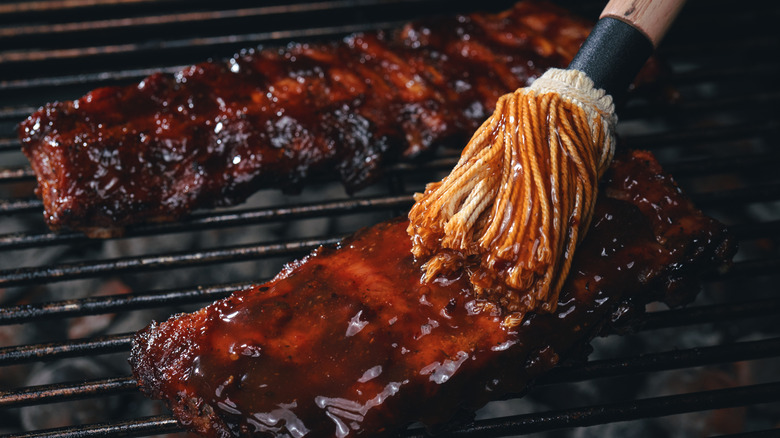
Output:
[{"xmin": 407, "ymin": 0, "xmax": 686, "ymax": 326}]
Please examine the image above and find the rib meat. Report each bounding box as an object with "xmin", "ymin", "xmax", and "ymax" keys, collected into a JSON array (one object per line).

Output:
[
  {"xmin": 19, "ymin": 1, "xmax": 604, "ymax": 237},
  {"xmin": 130, "ymin": 150, "xmax": 735, "ymax": 438}
]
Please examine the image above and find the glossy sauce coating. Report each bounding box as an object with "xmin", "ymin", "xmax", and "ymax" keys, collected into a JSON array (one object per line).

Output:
[
  {"xmin": 131, "ymin": 151, "xmax": 734, "ymax": 437},
  {"xmin": 407, "ymin": 73, "xmax": 616, "ymax": 322},
  {"xmin": 19, "ymin": 1, "xmax": 594, "ymax": 237}
]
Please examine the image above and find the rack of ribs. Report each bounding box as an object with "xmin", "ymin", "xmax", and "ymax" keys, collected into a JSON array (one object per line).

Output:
[
  {"xmin": 130, "ymin": 150, "xmax": 735, "ymax": 438},
  {"xmin": 18, "ymin": 1, "xmax": 622, "ymax": 238}
]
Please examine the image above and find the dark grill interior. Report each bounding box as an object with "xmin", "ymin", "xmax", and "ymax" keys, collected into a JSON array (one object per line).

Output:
[{"xmin": 1, "ymin": 0, "xmax": 779, "ymax": 436}]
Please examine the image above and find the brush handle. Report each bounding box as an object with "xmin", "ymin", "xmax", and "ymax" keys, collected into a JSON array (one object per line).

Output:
[
  {"xmin": 601, "ymin": 0, "xmax": 686, "ymax": 48},
  {"xmin": 569, "ymin": 0, "xmax": 686, "ymax": 99}
]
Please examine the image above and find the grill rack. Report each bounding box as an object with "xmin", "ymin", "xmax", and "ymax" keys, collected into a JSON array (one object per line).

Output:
[{"xmin": 1, "ymin": 0, "xmax": 780, "ymax": 436}]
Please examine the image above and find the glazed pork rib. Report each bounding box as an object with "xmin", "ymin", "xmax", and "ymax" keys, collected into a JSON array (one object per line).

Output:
[
  {"xmin": 18, "ymin": 1, "xmax": 596, "ymax": 238},
  {"xmin": 130, "ymin": 150, "xmax": 735, "ymax": 438}
]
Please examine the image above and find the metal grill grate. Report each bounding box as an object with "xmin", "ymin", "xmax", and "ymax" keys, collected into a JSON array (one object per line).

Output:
[{"xmin": 1, "ymin": 0, "xmax": 780, "ymax": 437}]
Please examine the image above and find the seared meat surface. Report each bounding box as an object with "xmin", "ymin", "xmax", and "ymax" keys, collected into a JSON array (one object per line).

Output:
[
  {"xmin": 18, "ymin": 1, "xmax": 594, "ymax": 237},
  {"xmin": 130, "ymin": 151, "xmax": 734, "ymax": 437}
]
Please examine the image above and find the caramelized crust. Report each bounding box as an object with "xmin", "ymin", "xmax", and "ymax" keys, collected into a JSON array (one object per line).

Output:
[
  {"xmin": 130, "ymin": 151, "xmax": 735, "ymax": 437},
  {"xmin": 19, "ymin": 1, "xmax": 594, "ymax": 237}
]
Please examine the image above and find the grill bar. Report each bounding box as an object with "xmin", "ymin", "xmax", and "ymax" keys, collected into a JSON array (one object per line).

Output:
[
  {"xmin": 0, "ymin": 281, "xmax": 251, "ymax": 325},
  {"xmin": 3, "ymin": 272, "xmax": 780, "ymax": 326},
  {"xmin": 2, "ymin": 0, "xmax": 506, "ymax": 79},
  {"xmin": 3, "ymin": 336, "xmax": 778, "ymax": 409},
  {"xmin": 11, "ymin": 62, "xmax": 774, "ymax": 96},
  {"xmin": 0, "ymin": 20, "xmax": 405, "ymax": 65},
  {"xmin": 637, "ymin": 297, "xmax": 780, "ymax": 331},
  {"xmin": 621, "ymin": 121, "xmax": 780, "ymax": 150},
  {"xmin": 667, "ymin": 60, "xmax": 780, "ymax": 84},
  {"xmin": 0, "ymin": 377, "xmax": 137, "ymax": 409},
  {"xmin": 1, "ymin": 158, "xmax": 776, "ymax": 253},
  {"xmin": 0, "ymin": 107, "xmax": 38, "ymax": 122},
  {"xmin": 2, "ymin": 53, "xmax": 776, "ymax": 90},
  {"xmin": 0, "ymin": 167, "xmax": 34, "ymax": 183},
  {"xmin": 0, "ymin": 334, "xmax": 131, "ymax": 366},
  {"xmin": 0, "ymin": 194, "xmax": 413, "ymax": 251},
  {"xmin": 718, "ymin": 257, "xmax": 780, "ymax": 279},
  {"xmin": 0, "ymin": 220, "xmax": 775, "ymax": 288},
  {"xmin": 2, "ymin": 89, "xmax": 777, "ymax": 150},
  {"xmin": 0, "ymin": 56, "xmax": 731, "ymax": 90},
  {"xmin": 0, "ymin": 66, "xmax": 185, "ymax": 96},
  {"xmin": 402, "ymin": 382, "xmax": 780, "ymax": 437},
  {"xmin": 0, "ymin": 235, "xmax": 343, "ymax": 288},
  {"xmin": 540, "ymin": 337, "xmax": 780, "ymax": 384},
  {"xmin": 717, "ymin": 431, "xmax": 780, "ymax": 438},
  {"xmin": 0, "ymin": 198, "xmax": 41, "ymax": 216},
  {"xmin": 730, "ymin": 219, "xmax": 780, "ymax": 240},
  {"xmin": 1, "ymin": 170, "xmax": 777, "ymax": 248},
  {"xmin": 4, "ymin": 383, "xmax": 778, "ymax": 438},
  {"xmin": 0, "ymin": 138, "xmax": 18, "ymax": 152},
  {"xmin": 5, "ymin": 134, "xmax": 780, "ymax": 186},
  {"xmin": 4, "ymin": 297, "xmax": 779, "ymax": 368},
  {"xmin": 0, "ymin": 241, "xmax": 768, "ymax": 290},
  {"xmin": 0, "ymin": 0, "xmax": 185, "ymax": 15},
  {"xmin": 3, "ymin": 86, "xmax": 778, "ymax": 126},
  {"xmin": 2, "ymin": 0, "xmax": 442, "ymax": 39},
  {"xmin": 693, "ymin": 183, "xmax": 780, "ymax": 208},
  {"xmin": 0, "ymin": 415, "xmax": 180, "ymax": 438}
]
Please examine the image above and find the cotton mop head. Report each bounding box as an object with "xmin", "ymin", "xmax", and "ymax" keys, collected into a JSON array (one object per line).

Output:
[{"xmin": 407, "ymin": 68, "xmax": 616, "ymax": 327}]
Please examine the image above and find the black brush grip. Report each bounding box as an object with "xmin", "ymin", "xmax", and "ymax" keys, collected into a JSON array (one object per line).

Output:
[{"xmin": 568, "ymin": 17, "xmax": 654, "ymax": 101}]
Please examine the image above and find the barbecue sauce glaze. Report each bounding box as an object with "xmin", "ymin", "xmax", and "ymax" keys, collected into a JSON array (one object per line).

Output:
[
  {"xmin": 131, "ymin": 151, "xmax": 734, "ymax": 437},
  {"xmin": 19, "ymin": 1, "xmax": 595, "ymax": 237}
]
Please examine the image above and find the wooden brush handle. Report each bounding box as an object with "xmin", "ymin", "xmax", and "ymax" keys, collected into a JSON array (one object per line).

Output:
[
  {"xmin": 601, "ymin": 0, "xmax": 686, "ymax": 48},
  {"xmin": 568, "ymin": 0, "xmax": 686, "ymax": 100}
]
